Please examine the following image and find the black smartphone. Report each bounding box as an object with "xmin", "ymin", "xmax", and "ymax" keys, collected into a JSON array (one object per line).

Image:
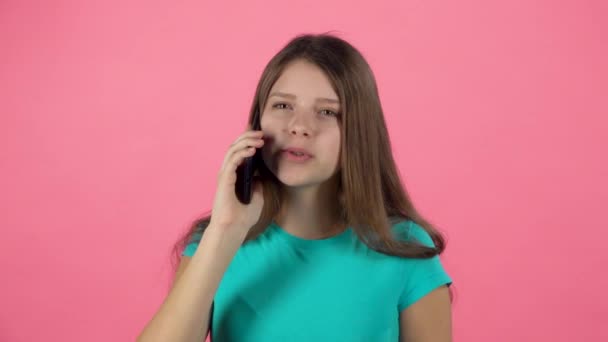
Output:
[{"xmin": 235, "ymin": 111, "xmax": 262, "ymax": 204}]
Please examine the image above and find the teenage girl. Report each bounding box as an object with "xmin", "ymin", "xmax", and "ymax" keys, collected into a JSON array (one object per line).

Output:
[{"xmin": 138, "ymin": 33, "xmax": 453, "ymax": 342}]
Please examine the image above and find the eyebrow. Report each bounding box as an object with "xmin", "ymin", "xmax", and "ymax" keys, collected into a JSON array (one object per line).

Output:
[{"xmin": 268, "ymin": 91, "xmax": 340, "ymax": 104}]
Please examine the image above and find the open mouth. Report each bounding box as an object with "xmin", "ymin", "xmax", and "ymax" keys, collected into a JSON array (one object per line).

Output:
[{"xmin": 282, "ymin": 150, "xmax": 312, "ymax": 161}]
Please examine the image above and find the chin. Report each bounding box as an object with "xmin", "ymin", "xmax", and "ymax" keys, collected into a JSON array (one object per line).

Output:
[
  {"xmin": 274, "ymin": 170, "xmax": 339, "ymax": 190},
  {"xmin": 263, "ymin": 154, "xmax": 335, "ymax": 188},
  {"xmin": 274, "ymin": 173, "xmax": 316, "ymax": 188}
]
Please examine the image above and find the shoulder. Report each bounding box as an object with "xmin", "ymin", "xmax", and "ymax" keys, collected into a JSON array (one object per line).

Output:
[
  {"xmin": 392, "ymin": 218, "xmax": 453, "ymax": 312},
  {"xmin": 391, "ymin": 219, "xmax": 436, "ymax": 248}
]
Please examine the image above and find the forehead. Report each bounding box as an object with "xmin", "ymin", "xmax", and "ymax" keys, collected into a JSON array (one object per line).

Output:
[{"xmin": 269, "ymin": 60, "xmax": 339, "ymax": 101}]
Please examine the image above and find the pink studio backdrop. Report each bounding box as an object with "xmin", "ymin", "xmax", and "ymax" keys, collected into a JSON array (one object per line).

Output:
[{"xmin": 1, "ymin": 1, "xmax": 606, "ymax": 341}]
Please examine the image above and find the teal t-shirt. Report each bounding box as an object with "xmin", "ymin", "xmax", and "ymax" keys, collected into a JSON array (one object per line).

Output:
[{"xmin": 182, "ymin": 219, "xmax": 453, "ymax": 341}]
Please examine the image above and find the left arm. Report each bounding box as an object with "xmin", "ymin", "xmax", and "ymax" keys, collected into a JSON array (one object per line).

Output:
[{"xmin": 399, "ymin": 285, "xmax": 452, "ymax": 342}]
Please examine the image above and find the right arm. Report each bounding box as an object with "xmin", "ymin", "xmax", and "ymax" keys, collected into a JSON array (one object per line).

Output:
[
  {"xmin": 137, "ymin": 224, "xmax": 247, "ymax": 342},
  {"xmin": 138, "ymin": 128, "xmax": 266, "ymax": 342}
]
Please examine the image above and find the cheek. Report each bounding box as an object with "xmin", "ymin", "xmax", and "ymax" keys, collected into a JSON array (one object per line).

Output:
[
  {"xmin": 323, "ymin": 134, "xmax": 342, "ymax": 161},
  {"xmin": 260, "ymin": 114, "xmax": 281, "ymax": 134},
  {"xmin": 332, "ymin": 144, "xmax": 342, "ymax": 162},
  {"xmin": 260, "ymin": 135, "xmax": 275, "ymax": 159}
]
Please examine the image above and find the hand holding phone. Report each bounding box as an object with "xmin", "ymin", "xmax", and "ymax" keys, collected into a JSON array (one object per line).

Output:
[{"xmin": 207, "ymin": 116, "xmax": 265, "ymax": 232}]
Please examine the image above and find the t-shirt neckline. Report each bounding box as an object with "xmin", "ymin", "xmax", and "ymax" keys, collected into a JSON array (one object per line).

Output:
[{"xmin": 269, "ymin": 220, "xmax": 353, "ymax": 249}]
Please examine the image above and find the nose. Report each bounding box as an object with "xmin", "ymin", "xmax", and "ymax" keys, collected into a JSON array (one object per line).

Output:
[
  {"xmin": 289, "ymin": 126, "xmax": 310, "ymax": 137},
  {"xmin": 287, "ymin": 111, "xmax": 313, "ymax": 137}
]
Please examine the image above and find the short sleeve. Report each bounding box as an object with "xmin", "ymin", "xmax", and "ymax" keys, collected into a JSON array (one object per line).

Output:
[
  {"xmin": 181, "ymin": 232, "xmax": 203, "ymax": 257},
  {"xmin": 397, "ymin": 220, "xmax": 453, "ymax": 312}
]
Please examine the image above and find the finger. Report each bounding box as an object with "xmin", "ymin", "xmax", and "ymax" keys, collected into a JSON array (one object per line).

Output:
[
  {"xmin": 219, "ymin": 146, "xmax": 257, "ymax": 183},
  {"xmin": 230, "ymin": 129, "xmax": 264, "ymax": 147},
  {"xmin": 221, "ymin": 141, "xmax": 258, "ymax": 172},
  {"xmin": 222, "ymin": 136, "xmax": 264, "ymax": 169}
]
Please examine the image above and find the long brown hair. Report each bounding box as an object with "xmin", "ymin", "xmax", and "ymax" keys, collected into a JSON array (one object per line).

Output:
[{"xmin": 172, "ymin": 32, "xmax": 451, "ymax": 278}]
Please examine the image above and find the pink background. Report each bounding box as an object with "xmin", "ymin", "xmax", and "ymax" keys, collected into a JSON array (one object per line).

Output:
[{"xmin": 1, "ymin": 0, "xmax": 606, "ymax": 341}]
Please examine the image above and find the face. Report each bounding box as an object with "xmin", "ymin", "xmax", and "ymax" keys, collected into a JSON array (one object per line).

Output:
[{"xmin": 260, "ymin": 59, "xmax": 342, "ymax": 189}]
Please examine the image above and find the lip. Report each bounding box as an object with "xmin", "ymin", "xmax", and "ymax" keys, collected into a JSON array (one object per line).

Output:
[
  {"xmin": 281, "ymin": 150, "xmax": 312, "ymax": 162},
  {"xmin": 281, "ymin": 147, "xmax": 313, "ymax": 157}
]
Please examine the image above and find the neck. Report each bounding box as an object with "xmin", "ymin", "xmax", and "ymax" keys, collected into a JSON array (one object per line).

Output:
[{"xmin": 274, "ymin": 175, "xmax": 345, "ymax": 239}]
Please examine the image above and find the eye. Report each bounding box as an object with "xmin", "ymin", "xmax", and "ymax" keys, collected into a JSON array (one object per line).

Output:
[
  {"xmin": 272, "ymin": 103, "xmax": 290, "ymax": 110},
  {"xmin": 320, "ymin": 109, "xmax": 340, "ymax": 117}
]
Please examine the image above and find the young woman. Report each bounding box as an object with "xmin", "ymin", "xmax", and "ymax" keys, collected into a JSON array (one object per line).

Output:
[{"xmin": 138, "ymin": 33, "xmax": 454, "ymax": 342}]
